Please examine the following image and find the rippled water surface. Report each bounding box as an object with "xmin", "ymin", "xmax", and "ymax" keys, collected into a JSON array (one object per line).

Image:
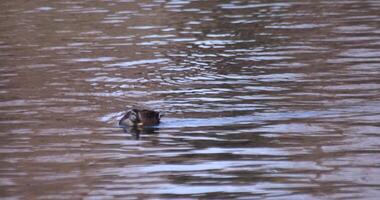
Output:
[{"xmin": 1, "ymin": 0, "xmax": 380, "ymax": 199}]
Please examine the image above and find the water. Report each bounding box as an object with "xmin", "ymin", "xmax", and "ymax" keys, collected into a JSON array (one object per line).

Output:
[{"xmin": 1, "ymin": 0, "xmax": 380, "ymax": 199}]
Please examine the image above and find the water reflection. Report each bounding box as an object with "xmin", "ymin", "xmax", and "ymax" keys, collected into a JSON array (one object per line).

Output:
[
  {"xmin": 121, "ymin": 126, "xmax": 159, "ymax": 140},
  {"xmin": 1, "ymin": 0, "xmax": 380, "ymax": 199}
]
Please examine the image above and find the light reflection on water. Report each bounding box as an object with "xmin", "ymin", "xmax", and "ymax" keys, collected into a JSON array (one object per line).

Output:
[{"xmin": 1, "ymin": 0, "xmax": 380, "ymax": 199}]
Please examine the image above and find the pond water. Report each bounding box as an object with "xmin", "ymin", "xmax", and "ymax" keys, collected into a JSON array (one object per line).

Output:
[{"xmin": 1, "ymin": 0, "xmax": 380, "ymax": 199}]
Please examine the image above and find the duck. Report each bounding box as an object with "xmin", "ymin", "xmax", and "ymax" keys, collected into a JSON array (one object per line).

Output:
[{"xmin": 119, "ymin": 109, "xmax": 161, "ymax": 127}]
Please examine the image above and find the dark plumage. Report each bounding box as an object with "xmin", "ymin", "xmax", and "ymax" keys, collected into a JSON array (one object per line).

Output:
[{"xmin": 119, "ymin": 109, "xmax": 161, "ymax": 127}]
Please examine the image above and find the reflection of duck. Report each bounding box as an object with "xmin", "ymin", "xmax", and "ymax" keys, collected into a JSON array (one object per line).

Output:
[
  {"xmin": 119, "ymin": 109, "xmax": 161, "ymax": 127},
  {"xmin": 122, "ymin": 126, "xmax": 158, "ymax": 140}
]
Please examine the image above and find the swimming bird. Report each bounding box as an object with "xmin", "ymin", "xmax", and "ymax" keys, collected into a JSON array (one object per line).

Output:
[{"xmin": 119, "ymin": 109, "xmax": 161, "ymax": 127}]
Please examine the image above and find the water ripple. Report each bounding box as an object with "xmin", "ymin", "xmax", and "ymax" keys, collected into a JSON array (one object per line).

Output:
[{"xmin": 1, "ymin": 0, "xmax": 380, "ymax": 199}]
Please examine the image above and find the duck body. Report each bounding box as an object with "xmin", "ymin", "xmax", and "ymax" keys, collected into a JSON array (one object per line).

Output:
[{"xmin": 119, "ymin": 109, "xmax": 161, "ymax": 127}]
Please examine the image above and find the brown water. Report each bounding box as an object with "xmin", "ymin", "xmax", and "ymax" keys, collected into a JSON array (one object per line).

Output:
[{"xmin": 1, "ymin": 0, "xmax": 380, "ymax": 199}]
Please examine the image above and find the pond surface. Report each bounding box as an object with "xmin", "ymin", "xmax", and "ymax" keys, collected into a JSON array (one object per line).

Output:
[{"xmin": 1, "ymin": 0, "xmax": 380, "ymax": 199}]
